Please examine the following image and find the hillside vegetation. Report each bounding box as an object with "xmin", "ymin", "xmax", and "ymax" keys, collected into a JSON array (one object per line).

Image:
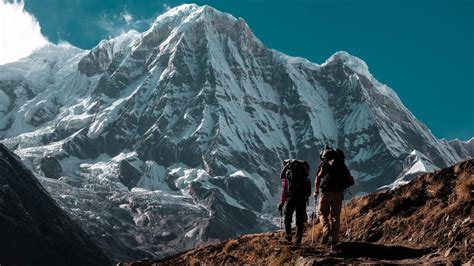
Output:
[{"xmin": 127, "ymin": 159, "xmax": 473, "ymax": 265}]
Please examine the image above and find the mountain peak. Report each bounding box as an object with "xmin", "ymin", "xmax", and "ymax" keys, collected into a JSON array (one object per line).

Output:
[
  {"xmin": 324, "ymin": 51, "xmax": 370, "ymax": 77},
  {"xmin": 153, "ymin": 4, "xmax": 199, "ymax": 22},
  {"xmin": 150, "ymin": 4, "xmax": 239, "ymax": 30},
  {"xmin": 140, "ymin": 4, "xmax": 259, "ymax": 53}
]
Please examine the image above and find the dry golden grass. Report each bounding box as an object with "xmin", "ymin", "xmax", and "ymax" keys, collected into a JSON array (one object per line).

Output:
[
  {"xmin": 302, "ymin": 221, "xmax": 323, "ymax": 244},
  {"xmin": 248, "ymin": 236, "xmax": 261, "ymax": 246},
  {"xmin": 455, "ymin": 172, "xmax": 474, "ymax": 201},
  {"xmin": 347, "ymin": 197, "xmax": 369, "ymax": 217},
  {"xmin": 269, "ymin": 246, "xmax": 293, "ymax": 265},
  {"xmin": 222, "ymin": 239, "xmax": 238, "ymax": 254},
  {"xmin": 426, "ymin": 180, "xmax": 446, "ymax": 198},
  {"xmin": 189, "ymin": 257, "xmax": 200, "ymax": 266}
]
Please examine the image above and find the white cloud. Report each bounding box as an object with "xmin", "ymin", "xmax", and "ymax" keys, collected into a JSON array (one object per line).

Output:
[
  {"xmin": 0, "ymin": 0, "xmax": 49, "ymax": 65},
  {"xmin": 99, "ymin": 10, "xmax": 154, "ymax": 39},
  {"xmin": 122, "ymin": 10, "xmax": 133, "ymax": 25}
]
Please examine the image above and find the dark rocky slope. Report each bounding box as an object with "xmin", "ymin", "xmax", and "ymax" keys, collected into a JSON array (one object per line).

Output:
[{"xmin": 0, "ymin": 143, "xmax": 110, "ymax": 266}]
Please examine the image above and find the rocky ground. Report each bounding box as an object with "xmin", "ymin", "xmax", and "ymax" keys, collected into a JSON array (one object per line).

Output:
[{"xmin": 122, "ymin": 159, "xmax": 473, "ymax": 265}]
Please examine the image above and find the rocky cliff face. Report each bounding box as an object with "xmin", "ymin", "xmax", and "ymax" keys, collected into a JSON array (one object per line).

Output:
[
  {"xmin": 0, "ymin": 143, "xmax": 110, "ymax": 265},
  {"xmin": 0, "ymin": 4, "xmax": 471, "ymax": 261},
  {"xmin": 448, "ymin": 138, "xmax": 474, "ymax": 159}
]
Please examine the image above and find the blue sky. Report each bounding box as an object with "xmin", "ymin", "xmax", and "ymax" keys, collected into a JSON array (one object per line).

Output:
[{"xmin": 18, "ymin": 0, "xmax": 474, "ymax": 140}]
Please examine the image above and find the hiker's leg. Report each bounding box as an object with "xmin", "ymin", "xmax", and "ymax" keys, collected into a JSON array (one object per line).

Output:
[
  {"xmin": 284, "ymin": 199, "xmax": 296, "ymax": 240},
  {"xmin": 318, "ymin": 193, "xmax": 331, "ymax": 244},
  {"xmin": 330, "ymin": 191, "xmax": 344, "ymax": 243},
  {"xmin": 295, "ymin": 200, "xmax": 306, "ymax": 244}
]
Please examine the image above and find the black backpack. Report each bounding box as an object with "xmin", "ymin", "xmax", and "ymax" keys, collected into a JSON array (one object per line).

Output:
[
  {"xmin": 320, "ymin": 148, "xmax": 354, "ymax": 191},
  {"xmin": 283, "ymin": 159, "xmax": 310, "ymax": 199},
  {"xmin": 320, "ymin": 147, "xmax": 345, "ymax": 161}
]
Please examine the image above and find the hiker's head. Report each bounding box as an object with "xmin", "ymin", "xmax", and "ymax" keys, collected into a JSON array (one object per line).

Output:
[
  {"xmin": 320, "ymin": 147, "xmax": 336, "ymax": 161},
  {"xmin": 320, "ymin": 147, "xmax": 346, "ymax": 161}
]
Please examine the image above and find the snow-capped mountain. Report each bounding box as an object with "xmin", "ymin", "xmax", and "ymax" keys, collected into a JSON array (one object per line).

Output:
[
  {"xmin": 380, "ymin": 150, "xmax": 439, "ymax": 190},
  {"xmin": 0, "ymin": 4, "xmax": 471, "ymax": 261}
]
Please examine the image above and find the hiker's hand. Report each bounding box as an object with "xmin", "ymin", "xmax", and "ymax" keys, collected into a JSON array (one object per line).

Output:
[{"xmin": 278, "ymin": 202, "xmax": 284, "ymax": 211}]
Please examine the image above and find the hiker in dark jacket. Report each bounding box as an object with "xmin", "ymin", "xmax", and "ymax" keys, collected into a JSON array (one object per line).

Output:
[
  {"xmin": 314, "ymin": 146, "xmax": 354, "ymax": 245},
  {"xmin": 277, "ymin": 160, "xmax": 311, "ymax": 245}
]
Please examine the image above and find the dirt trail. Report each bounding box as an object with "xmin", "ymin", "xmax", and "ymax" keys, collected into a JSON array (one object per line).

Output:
[{"xmin": 124, "ymin": 232, "xmax": 433, "ymax": 265}]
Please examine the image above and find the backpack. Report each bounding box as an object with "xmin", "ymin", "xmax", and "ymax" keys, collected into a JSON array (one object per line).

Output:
[
  {"xmin": 320, "ymin": 147, "xmax": 345, "ymax": 161},
  {"xmin": 283, "ymin": 159, "xmax": 310, "ymax": 199},
  {"xmin": 320, "ymin": 148, "xmax": 354, "ymax": 192}
]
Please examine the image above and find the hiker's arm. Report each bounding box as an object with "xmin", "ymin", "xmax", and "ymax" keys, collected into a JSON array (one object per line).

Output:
[
  {"xmin": 314, "ymin": 163, "xmax": 326, "ymax": 195},
  {"xmin": 315, "ymin": 175, "xmax": 321, "ymax": 196},
  {"xmin": 279, "ymin": 164, "xmax": 289, "ymax": 202},
  {"xmin": 278, "ymin": 178, "xmax": 287, "ymax": 211},
  {"xmin": 280, "ymin": 178, "xmax": 288, "ymax": 203},
  {"xmin": 278, "ymin": 165, "xmax": 288, "ymax": 211}
]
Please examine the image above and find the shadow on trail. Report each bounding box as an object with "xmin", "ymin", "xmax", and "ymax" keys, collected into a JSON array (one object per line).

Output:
[{"xmin": 332, "ymin": 242, "xmax": 430, "ymax": 260}]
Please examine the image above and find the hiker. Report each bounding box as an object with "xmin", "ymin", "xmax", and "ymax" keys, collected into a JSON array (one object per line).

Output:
[
  {"xmin": 314, "ymin": 146, "xmax": 354, "ymax": 245},
  {"xmin": 277, "ymin": 159, "xmax": 311, "ymax": 245}
]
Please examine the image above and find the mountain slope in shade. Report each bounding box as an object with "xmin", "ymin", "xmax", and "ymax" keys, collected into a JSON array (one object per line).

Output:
[
  {"xmin": 0, "ymin": 4, "xmax": 472, "ymax": 261},
  {"xmin": 153, "ymin": 159, "xmax": 473, "ymax": 265},
  {"xmin": 0, "ymin": 143, "xmax": 111, "ymax": 266}
]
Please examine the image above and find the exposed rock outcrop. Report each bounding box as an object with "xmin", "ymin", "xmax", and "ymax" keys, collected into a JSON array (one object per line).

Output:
[{"xmin": 40, "ymin": 156, "xmax": 62, "ymax": 179}]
